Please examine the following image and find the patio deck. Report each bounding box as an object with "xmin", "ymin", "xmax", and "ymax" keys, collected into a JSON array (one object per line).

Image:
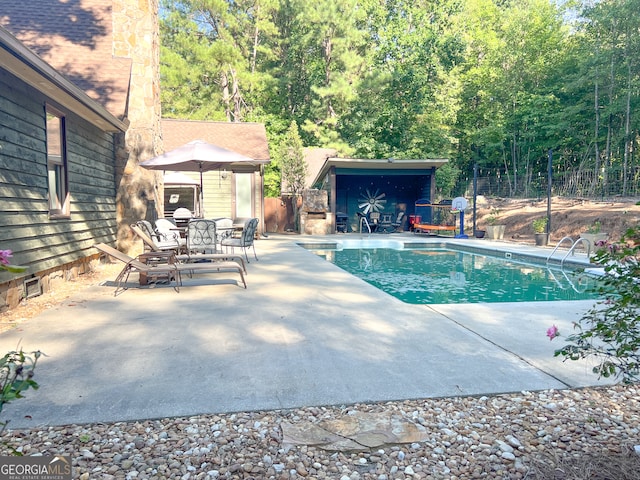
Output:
[{"xmin": 0, "ymin": 233, "xmax": 611, "ymax": 429}]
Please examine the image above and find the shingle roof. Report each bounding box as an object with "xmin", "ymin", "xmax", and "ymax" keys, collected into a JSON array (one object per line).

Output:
[
  {"xmin": 161, "ymin": 119, "xmax": 271, "ymax": 161},
  {"xmin": 0, "ymin": 0, "xmax": 131, "ymax": 119},
  {"xmin": 304, "ymin": 148, "xmax": 337, "ymax": 188}
]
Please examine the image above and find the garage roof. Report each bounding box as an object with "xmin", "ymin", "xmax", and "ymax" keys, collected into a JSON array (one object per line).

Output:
[{"xmin": 312, "ymin": 157, "xmax": 449, "ymax": 185}]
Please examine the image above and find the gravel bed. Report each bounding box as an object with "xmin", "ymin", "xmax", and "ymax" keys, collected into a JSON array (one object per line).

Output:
[{"xmin": 2, "ymin": 385, "xmax": 640, "ymax": 479}]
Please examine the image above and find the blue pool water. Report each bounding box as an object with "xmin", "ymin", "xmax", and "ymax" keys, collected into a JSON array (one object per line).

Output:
[{"xmin": 307, "ymin": 245, "xmax": 600, "ymax": 304}]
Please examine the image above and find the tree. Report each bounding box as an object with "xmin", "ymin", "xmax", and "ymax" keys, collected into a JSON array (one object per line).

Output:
[
  {"xmin": 158, "ymin": 0, "xmax": 640, "ymax": 197},
  {"xmin": 279, "ymin": 121, "xmax": 307, "ymax": 231},
  {"xmin": 295, "ymin": 0, "xmax": 367, "ymax": 153},
  {"xmin": 160, "ymin": 0, "xmax": 280, "ymax": 121},
  {"xmin": 341, "ymin": 0, "xmax": 463, "ymax": 159}
]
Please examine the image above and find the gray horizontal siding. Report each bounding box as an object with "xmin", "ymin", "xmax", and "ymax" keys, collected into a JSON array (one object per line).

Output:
[{"xmin": 0, "ymin": 68, "xmax": 118, "ymax": 283}]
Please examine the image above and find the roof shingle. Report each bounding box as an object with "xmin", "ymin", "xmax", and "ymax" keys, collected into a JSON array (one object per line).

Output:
[
  {"xmin": 161, "ymin": 119, "xmax": 270, "ymax": 161},
  {"xmin": 0, "ymin": 0, "xmax": 131, "ymax": 118}
]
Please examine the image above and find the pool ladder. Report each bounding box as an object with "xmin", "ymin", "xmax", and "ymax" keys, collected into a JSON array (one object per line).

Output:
[
  {"xmin": 546, "ymin": 266, "xmax": 591, "ymax": 293},
  {"xmin": 357, "ymin": 212, "xmax": 372, "ymax": 234},
  {"xmin": 546, "ymin": 236, "xmax": 591, "ymax": 267}
]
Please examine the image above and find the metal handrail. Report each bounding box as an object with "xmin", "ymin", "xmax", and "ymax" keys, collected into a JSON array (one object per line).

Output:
[
  {"xmin": 357, "ymin": 213, "xmax": 371, "ymax": 234},
  {"xmin": 561, "ymin": 237, "xmax": 591, "ymax": 267},
  {"xmin": 547, "ymin": 267, "xmax": 590, "ymax": 293},
  {"xmin": 546, "ymin": 236, "xmax": 575, "ymax": 264}
]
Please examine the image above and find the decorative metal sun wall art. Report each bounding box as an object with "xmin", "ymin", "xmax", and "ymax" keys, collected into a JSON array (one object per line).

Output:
[{"xmin": 358, "ymin": 188, "xmax": 387, "ymax": 214}]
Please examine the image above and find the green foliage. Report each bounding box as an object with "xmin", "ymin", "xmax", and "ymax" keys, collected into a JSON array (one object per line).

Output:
[
  {"xmin": 159, "ymin": 0, "xmax": 640, "ymax": 195},
  {"xmin": 532, "ymin": 217, "xmax": 547, "ymax": 233},
  {"xmin": 586, "ymin": 221, "xmax": 602, "ymax": 234},
  {"xmin": 553, "ymin": 226, "xmax": 640, "ymax": 383},
  {"xmin": 1, "ymin": 350, "xmax": 41, "ymax": 433},
  {"xmin": 435, "ymin": 163, "xmax": 461, "ymax": 198},
  {"xmin": 279, "ymin": 121, "xmax": 307, "ymax": 231},
  {"xmin": 279, "ymin": 121, "xmax": 307, "ymax": 197},
  {"xmin": 486, "ymin": 208, "xmax": 501, "ymax": 226},
  {"xmin": 0, "ymin": 250, "xmax": 26, "ymax": 274}
]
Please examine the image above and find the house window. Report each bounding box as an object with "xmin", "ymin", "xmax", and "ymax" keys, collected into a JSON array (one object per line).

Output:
[{"xmin": 46, "ymin": 106, "xmax": 69, "ymax": 217}]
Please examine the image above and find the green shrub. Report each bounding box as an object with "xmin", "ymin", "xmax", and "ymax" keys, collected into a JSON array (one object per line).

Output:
[
  {"xmin": 552, "ymin": 226, "xmax": 640, "ymax": 383},
  {"xmin": 1, "ymin": 349, "xmax": 41, "ymax": 433},
  {"xmin": 532, "ymin": 217, "xmax": 547, "ymax": 233}
]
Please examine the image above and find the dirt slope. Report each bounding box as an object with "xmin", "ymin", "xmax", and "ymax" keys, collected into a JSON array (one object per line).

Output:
[{"xmin": 473, "ymin": 196, "xmax": 640, "ymax": 244}]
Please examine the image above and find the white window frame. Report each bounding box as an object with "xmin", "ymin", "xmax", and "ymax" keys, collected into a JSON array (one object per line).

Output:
[{"xmin": 46, "ymin": 105, "xmax": 69, "ymax": 218}]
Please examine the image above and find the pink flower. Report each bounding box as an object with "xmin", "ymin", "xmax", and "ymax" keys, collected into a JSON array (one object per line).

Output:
[
  {"xmin": 0, "ymin": 249, "xmax": 12, "ymax": 266},
  {"xmin": 546, "ymin": 325, "xmax": 560, "ymax": 341}
]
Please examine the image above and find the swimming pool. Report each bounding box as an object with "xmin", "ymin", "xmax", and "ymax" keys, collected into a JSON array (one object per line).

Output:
[{"xmin": 301, "ymin": 241, "xmax": 600, "ymax": 304}]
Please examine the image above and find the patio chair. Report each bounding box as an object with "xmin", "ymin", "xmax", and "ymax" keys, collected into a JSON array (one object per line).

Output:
[
  {"xmin": 172, "ymin": 207, "xmax": 193, "ymax": 230},
  {"xmin": 156, "ymin": 218, "xmax": 184, "ymax": 241},
  {"xmin": 131, "ymin": 223, "xmax": 246, "ymax": 273},
  {"xmin": 368, "ymin": 211, "xmax": 381, "ymax": 232},
  {"xmin": 212, "ymin": 217, "xmax": 234, "ymax": 243},
  {"xmin": 135, "ymin": 220, "xmax": 182, "ymax": 252},
  {"xmin": 376, "ymin": 213, "xmax": 395, "ymax": 233},
  {"xmin": 378, "ymin": 211, "xmax": 407, "ymax": 233},
  {"xmin": 94, "ymin": 243, "xmax": 247, "ymax": 295},
  {"xmin": 187, "ymin": 219, "xmax": 218, "ymax": 254},
  {"xmin": 391, "ymin": 211, "xmax": 407, "ymax": 232},
  {"xmin": 221, "ymin": 217, "xmax": 259, "ymax": 262}
]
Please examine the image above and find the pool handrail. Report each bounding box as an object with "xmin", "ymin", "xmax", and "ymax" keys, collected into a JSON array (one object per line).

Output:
[
  {"xmin": 547, "ymin": 236, "xmax": 576, "ymax": 265},
  {"xmin": 546, "ymin": 267, "xmax": 590, "ymax": 293},
  {"xmin": 561, "ymin": 237, "xmax": 592, "ymax": 267}
]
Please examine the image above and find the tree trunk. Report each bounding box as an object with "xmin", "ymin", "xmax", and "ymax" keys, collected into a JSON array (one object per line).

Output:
[
  {"xmin": 622, "ymin": 36, "xmax": 631, "ymax": 196},
  {"xmin": 251, "ymin": 6, "xmax": 260, "ymax": 74},
  {"xmin": 292, "ymin": 194, "xmax": 300, "ymax": 232},
  {"xmin": 593, "ymin": 36, "xmax": 601, "ymax": 196},
  {"xmin": 604, "ymin": 23, "xmax": 618, "ymax": 196},
  {"xmin": 221, "ymin": 71, "xmax": 231, "ymax": 121},
  {"xmin": 231, "ymin": 67, "xmax": 242, "ymax": 121}
]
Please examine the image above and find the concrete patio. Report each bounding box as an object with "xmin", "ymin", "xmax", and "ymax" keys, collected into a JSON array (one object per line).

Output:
[{"xmin": 0, "ymin": 234, "xmax": 611, "ymax": 429}]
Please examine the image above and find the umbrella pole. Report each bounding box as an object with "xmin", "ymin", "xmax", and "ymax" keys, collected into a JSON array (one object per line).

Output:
[{"xmin": 199, "ymin": 168, "xmax": 204, "ymax": 218}]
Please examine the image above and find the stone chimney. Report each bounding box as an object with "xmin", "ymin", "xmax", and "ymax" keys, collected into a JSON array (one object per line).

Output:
[{"xmin": 112, "ymin": 0, "xmax": 163, "ymax": 253}]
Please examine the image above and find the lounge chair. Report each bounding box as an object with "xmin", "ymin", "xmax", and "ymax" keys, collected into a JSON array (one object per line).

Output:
[
  {"xmin": 94, "ymin": 243, "xmax": 247, "ymax": 295},
  {"xmin": 130, "ymin": 224, "xmax": 247, "ymax": 273},
  {"xmin": 221, "ymin": 218, "xmax": 259, "ymax": 262}
]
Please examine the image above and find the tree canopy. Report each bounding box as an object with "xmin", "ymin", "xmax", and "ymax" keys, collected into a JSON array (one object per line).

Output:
[{"xmin": 159, "ymin": 0, "xmax": 640, "ymax": 197}]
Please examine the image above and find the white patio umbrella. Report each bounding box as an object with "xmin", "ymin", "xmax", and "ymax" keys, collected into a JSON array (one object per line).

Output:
[
  {"xmin": 140, "ymin": 140, "xmax": 266, "ymax": 214},
  {"xmin": 140, "ymin": 139, "xmax": 257, "ymax": 188}
]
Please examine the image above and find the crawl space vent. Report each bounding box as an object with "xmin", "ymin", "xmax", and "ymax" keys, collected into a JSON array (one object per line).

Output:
[{"xmin": 23, "ymin": 277, "xmax": 42, "ymax": 299}]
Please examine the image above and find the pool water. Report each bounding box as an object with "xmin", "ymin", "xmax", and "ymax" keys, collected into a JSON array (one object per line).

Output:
[{"xmin": 310, "ymin": 247, "xmax": 600, "ymax": 304}]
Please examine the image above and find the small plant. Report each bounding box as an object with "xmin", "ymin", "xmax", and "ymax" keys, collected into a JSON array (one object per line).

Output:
[
  {"xmin": 0, "ymin": 249, "xmax": 26, "ymax": 273},
  {"xmin": 550, "ymin": 225, "xmax": 640, "ymax": 383},
  {"xmin": 486, "ymin": 208, "xmax": 502, "ymax": 226},
  {"xmin": 586, "ymin": 221, "xmax": 602, "ymax": 234},
  {"xmin": 1, "ymin": 349, "xmax": 41, "ymax": 434},
  {"xmin": 0, "ymin": 249, "xmax": 41, "ymax": 444},
  {"xmin": 532, "ymin": 217, "xmax": 547, "ymax": 234}
]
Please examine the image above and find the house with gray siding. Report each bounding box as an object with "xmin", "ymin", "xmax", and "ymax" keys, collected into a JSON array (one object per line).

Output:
[
  {"xmin": 0, "ymin": 25, "xmax": 128, "ymax": 310},
  {"xmin": 0, "ymin": 0, "xmax": 162, "ymax": 311}
]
